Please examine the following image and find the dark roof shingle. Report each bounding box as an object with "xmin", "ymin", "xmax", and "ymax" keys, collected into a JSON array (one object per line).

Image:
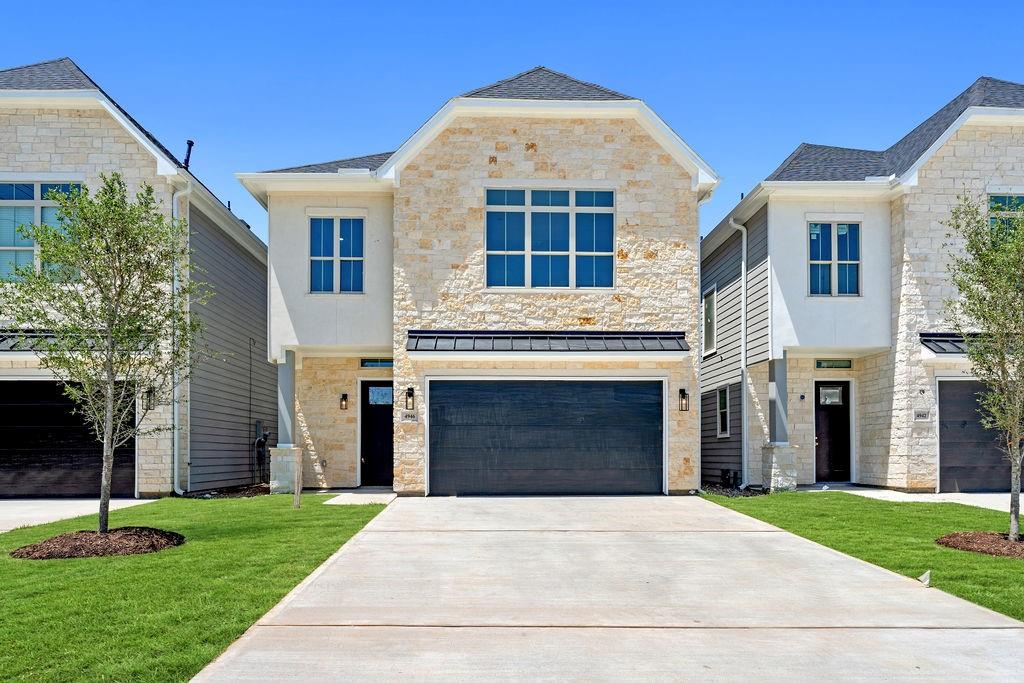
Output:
[
  {"xmin": 265, "ymin": 151, "xmax": 394, "ymax": 174},
  {"xmin": 462, "ymin": 66, "xmax": 634, "ymax": 101},
  {"xmin": 768, "ymin": 76, "xmax": 1024, "ymax": 182},
  {"xmin": 0, "ymin": 57, "xmax": 96, "ymax": 90}
]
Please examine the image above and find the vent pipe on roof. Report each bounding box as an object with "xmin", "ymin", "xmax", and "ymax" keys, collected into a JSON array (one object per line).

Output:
[{"xmin": 183, "ymin": 140, "xmax": 195, "ymax": 169}]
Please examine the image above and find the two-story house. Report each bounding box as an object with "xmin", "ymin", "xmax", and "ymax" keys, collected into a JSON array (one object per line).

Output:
[
  {"xmin": 0, "ymin": 58, "xmax": 277, "ymax": 497},
  {"xmin": 700, "ymin": 76, "xmax": 1024, "ymax": 493},
  {"xmin": 238, "ymin": 67, "xmax": 718, "ymax": 495}
]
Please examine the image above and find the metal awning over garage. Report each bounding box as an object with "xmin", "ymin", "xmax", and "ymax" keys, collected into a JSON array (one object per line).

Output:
[{"xmin": 407, "ymin": 330, "xmax": 689, "ymax": 358}]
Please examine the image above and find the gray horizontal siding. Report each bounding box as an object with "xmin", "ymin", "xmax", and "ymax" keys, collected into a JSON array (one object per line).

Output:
[
  {"xmin": 700, "ymin": 383, "xmax": 742, "ymax": 486},
  {"xmin": 700, "ymin": 204, "xmax": 771, "ymax": 392},
  {"xmin": 188, "ymin": 206, "xmax": 276, "ymax": 491}
]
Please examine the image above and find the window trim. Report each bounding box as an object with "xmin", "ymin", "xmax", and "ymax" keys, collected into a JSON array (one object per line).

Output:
[
  {"xmin": 988, "ymin": 193, "xmax": 1024, "ymax": 232},
  {"xmin": 702, "ymin": 286, "xmax": 717, "ymax": 357},
  {"xmin": 0, "ymin": 181, "xmax": 77, "ymax": 281},
  {"xmin": 716, "ymin": 385, "xmax": 730, "ymax": 438},
  {"xmin": 807, "ymin": 221, "xmax": 861, "ymax": 297},
  {"xmin": 307, "ymin": 215, "xmax": 366, "ymax": 295},
  {"xmin": 484, "ymin": 188, "xmax": 615, "ymax": 290}
]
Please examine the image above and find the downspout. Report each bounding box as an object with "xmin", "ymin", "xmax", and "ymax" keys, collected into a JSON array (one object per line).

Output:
[
  {"xmin": 170, "ymin": 178, "xmax": 194, "ymax": 495},
  {"xmin": 729, "ymin": 218, "xmax": 748, "ymax": 487}
]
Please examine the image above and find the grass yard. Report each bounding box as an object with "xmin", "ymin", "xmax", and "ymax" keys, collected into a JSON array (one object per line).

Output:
[
  {"xmin": 0, "ymin": 495, "xmax": 383, "ymax": 681},
  {"xmin": 707, "ymin": 491, "xmax": 1024, "ymax": 622}
]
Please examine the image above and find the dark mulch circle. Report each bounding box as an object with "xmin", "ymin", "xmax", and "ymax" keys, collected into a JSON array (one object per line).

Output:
[
  {"xmin": 937, "ymin": 531, "xmax": 1024, "ymax": 559},
  {"xmin": 702, "ymin": 484, "xmax": 768, "ymax": 498},
  {"xmin": 182, "ymin": 483, "xmax": 270, "ymax": 499},
  {"xmin": 10, "ymin": 526, "xmax": 185, "ymax": 560}
]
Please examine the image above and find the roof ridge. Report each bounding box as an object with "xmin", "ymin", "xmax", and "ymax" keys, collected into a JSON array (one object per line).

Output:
[
  {"xmin": 461, "ymin": 65, "xmax": 634, "ymax": 100},
  {"xmin": 461, "ymin": 66, "xmax": 548, "ymax": 97}
]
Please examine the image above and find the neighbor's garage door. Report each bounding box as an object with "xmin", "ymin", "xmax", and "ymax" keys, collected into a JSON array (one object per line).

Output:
[
  {"xmin": 939, "ymin": 380, "xmax": 1021, "ymax": 493},
  {"xmin": 428, "ymin": 380, "xmax": 663, "ymax": 495},
  {"xmin": 0, "ymin": 381, "xmax": 135, "ymax": 497}
]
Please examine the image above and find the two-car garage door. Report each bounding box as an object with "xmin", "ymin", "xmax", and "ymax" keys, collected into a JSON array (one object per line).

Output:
[
  {"xmin": 428, "ymin": 379, "xmax": 664, "ymax": 495},
  {"xmin": 0, "ymin": 381, "xmax": 135, "ymax": 497}
]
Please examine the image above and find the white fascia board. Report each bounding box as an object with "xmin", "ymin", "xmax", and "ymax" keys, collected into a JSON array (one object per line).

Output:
[
  {"xmin": 377, "ymin": 97, "xmax": 719, "ymax": 191},
  {"xmin": 235, "ymin": 172, "xmax": 393, "ymax": 209},
  {"xmin": 700, "ymin": 183, "xmax": 768, "ymax": 257},
  {"xmin": 186, "ymin": 177, "xmax": 267, "ymax": 263},
  {"xmin": 899, "ymin": 106, "xmax": 1024, "ymax": 186},
  {"xmin": 406, "ymin": 351, "xmax": 690, "ymax": 361}
]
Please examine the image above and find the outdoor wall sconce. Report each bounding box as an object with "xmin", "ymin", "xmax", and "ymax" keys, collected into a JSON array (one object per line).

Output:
[
  {"xmin": 678, "ymin": 388, "xmax": 689, "ymax": 412},
  {"xmin": 340, "ymin": 393, "xmax": 348, "ymax": 410},
  {"xmin": 405, "ymin": 387, "xmax": 415, "ymax": 411},
  {"xmin": 144, "ymin": 387, "xmax": 156, "ymax": 411}
]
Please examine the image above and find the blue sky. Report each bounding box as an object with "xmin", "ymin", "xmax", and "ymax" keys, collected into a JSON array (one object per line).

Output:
[{"xmin": 2, "ymin": 1, "xmax": 1020, "ymax": 241}]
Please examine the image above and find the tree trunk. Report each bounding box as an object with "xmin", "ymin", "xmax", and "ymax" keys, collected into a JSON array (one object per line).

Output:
[
  {"xmin": 98, "ymin": 361, "xmax": 116, "ymax": 533},
  {"xmin": 1010, "ymin": 438, "xmax": 1022, "ymax": 543}
]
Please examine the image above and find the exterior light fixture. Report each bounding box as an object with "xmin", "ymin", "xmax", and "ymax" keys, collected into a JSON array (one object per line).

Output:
[
  {"xmin": 340, "ymin": 393, "xmax": 348, "ymax": 410},
  {"xmin": 405, "ymin": 387, "xmax": 415, "ymax": 411},
  {"xmin": 678, "ymin": 388, "xmax": 689, "ymax": 412},
  {"xmin": 144, "ymin": 387, "xmax": 156, "ymax": 411}
]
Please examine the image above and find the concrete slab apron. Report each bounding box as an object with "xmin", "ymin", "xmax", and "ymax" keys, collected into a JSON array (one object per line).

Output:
[{"xmin": 196, "ymin": 496, "xmax": 1022, "ymax": 681}]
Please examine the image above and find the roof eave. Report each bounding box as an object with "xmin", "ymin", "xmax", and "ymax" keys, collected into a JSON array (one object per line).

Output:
[{"xmin": 235, "ymin": 171, "xmax": 393, "ymax": 208}]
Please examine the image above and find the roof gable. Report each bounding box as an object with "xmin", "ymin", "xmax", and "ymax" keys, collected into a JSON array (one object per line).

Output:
[
  {"xmin": 462, "ymin": 66, "xmax": 633, "ymax": 101},
  {"xmin": 0, "ymin": 57, "xmax": 96, "ymax": 90},
  {"xmin": 767, "ymin": 76, "xmax": 1024, "ymax": 182}
]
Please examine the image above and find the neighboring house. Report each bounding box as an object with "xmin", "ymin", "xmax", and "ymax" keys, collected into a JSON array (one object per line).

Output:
[
  {"xmin": 238, "ymin": 67, "xmax": 718, "ymax": 495},
  {"xmin": 700, "ymin": 76, "xmax": 1024, "ymax": 493},
  {"xmin": 0, "ymin": 58, "xmax": 276, "ymax": 497}
]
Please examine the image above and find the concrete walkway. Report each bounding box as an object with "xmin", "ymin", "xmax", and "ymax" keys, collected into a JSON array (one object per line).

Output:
[
  {"xmin": 196, "ymin": 496, "xmax": 1022, "ymax": 681},
  {"xmin": 0, "ymin": 498, "xmax": 154, "ymax": 533},
  {"xmin": 833, "ymin": 486, "xmax": 1011, "ymax": 512}
]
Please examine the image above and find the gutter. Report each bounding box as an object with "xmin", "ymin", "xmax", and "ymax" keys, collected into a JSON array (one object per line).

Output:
[
  {"xmin": 729, "ymin": 218, "xmax": 749, "ymax": 487},
  {"xmin": 170, "ymin": 179, "xmax": 194, "ymax": 495}
]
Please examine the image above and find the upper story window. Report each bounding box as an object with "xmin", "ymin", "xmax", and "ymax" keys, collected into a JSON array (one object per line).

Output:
[
  {"xmin": 309, "ymin": 217, "xmax": 364, "ymax": 293},
  {"xmin": 0, "ymin": 182, "xmax": 78, "ymax": 281},
  {"xmin": 702, "ymin": 288, "xmax": 716, "ymax": 355},
  {"xmin": 808, "ymin": 222, "xmax": 860, "ymax": 296},
  {"xmin": 485, "ymin": 188, "xmax": 614, "ymax": 289},
  {"xmin": 989, "ymin": 195, "xmax": 1024, "ymax": 233}
]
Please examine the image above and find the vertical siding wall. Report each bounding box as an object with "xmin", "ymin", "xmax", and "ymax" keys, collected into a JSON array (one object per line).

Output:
[
  {"xmin": 188, "ymin": 206, "xmax": 277, "ymax": 490},
  {"xmin": 698, "ymin": 205, "xmax": 770, "ymax": 485}
]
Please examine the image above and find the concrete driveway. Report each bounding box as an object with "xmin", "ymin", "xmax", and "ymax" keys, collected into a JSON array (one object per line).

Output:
[
  {"xmin": 197, "ymin": 496, "xmax": 1022, "ymax": 681},
  {"xmin": 0, "ymin": 499, "xmax": 153, "ymax": 532}
]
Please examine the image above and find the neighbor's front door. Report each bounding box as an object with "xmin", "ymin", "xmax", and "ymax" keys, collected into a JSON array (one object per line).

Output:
[
  {"xmin": 360, "ymin": 381, "xmax": 394, "ymax": 487},
  {"xmin": 814, "ymin": 381, "xmax": 851, "ymax": 482}
]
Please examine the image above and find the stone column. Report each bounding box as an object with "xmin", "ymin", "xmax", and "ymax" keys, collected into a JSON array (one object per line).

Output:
[
  {"xmin": 761, "ymin": 443, "xmax": 798, "ymax": 491},
  {"xmin": 270, "ymin": 350, "xmax": 301, "ymax": 493}
]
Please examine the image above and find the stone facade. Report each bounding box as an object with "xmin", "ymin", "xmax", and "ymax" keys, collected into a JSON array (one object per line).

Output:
[
  {"xmin": 0, "ymin": 106, "xmax": 183, "ymax": 496},
  {"xmin": 293, "ymin": 356, "xmax": 393, "ymax": 488},
  {"xmin": 391, "ymin": 116, "xmax": 702, "ymax": 494}
]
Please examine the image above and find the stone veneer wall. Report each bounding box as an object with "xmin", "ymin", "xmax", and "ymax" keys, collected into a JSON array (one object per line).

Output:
[
  {"xmin": 294, "ymin": 356, "xmax": 393, "ymax": 488},
  {"xmin": 745, "ymin": 360, "xmax": 771, "ymax": 483},
  {"xmin": 391, "ymin": 116, "xmax": 702, "ymax": 494},
  {"xmin": 883, "ymin": 123, "xmax": 1024, "ymax": 490},
  {"xmin": 0, "ymin": 107, "xmax": 181, "ymax": 495}
]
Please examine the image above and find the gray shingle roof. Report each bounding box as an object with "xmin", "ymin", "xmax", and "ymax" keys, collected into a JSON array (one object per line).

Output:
[
  {"xmin": 0, "ymin": 57, "xmax": 96, "ymax": 90},
  {"xmin": 462, "ymin": 66, "xmax": 634, "ymax": 101},
  {"xmin": 265, "ymin": 151, "xmax": 394, "ymax": 174},
  {"xmin": 768, "ymin": 76, "xmax": 1024, "ymax": 182},
  {"xmin": 406, "ymin": 330, "xmax": 688, "ymax": 353}
]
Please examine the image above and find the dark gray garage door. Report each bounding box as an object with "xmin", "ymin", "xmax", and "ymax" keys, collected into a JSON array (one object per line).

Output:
[
  {"xmin": 428, "ymin": 380, "xmax": 663, "ymax": 495},
  {"xmin": 939, "ymin": 380, "xmax": 1020, "ymax": 493},
  {"xmin": 0, "ymin": 381, "xmax": 135, "ymax": 497}
]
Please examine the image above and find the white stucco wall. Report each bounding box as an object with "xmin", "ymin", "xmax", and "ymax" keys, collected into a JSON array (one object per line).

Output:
[
  {"xmin": 266, "ymin": 192, "xmax": 394, "ymax": 361},
  {"xmin": 768, "ymin": 197, "xmax": 891, "ymax": 357}
]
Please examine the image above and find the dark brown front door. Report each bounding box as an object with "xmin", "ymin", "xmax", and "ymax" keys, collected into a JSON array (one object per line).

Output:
[
  {"xmin": 814, "ymin": 381, "xmax": 851, "ymax": 482},
  {"xmin": 360, "ymin": 381, "xmax": 394, "ymax": 487}
]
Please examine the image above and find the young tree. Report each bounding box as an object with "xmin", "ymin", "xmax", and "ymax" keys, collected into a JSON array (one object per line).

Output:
[
  {"xmin": 945, "ymin": 193, "xmax": 1024, "ymax": 541},
  {"xmin": 0, "ymin": 173, "xmax": 207, "ymax": 532}
]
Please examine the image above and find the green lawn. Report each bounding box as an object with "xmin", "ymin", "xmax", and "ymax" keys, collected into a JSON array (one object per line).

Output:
[
  {"xmin": 707, "ymin": 491, "xmax": 1024, "ymax": 622},
  {"xmin": 0, "ymin": 495, "xmax": 382, "ymax": 682}
]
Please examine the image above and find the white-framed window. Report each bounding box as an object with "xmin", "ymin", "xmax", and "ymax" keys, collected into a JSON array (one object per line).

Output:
[
  {"xmin": 309, "ymin": 217, "xmax": 364, "ymax": 293},
  {"xmin": 989, "ymin": 194, "xmax": 1024, "ymax": 232},
  {"xmin": 808, "ymin": 222, "xmax": 860, "ymax": 296},
  {"xmin": 702, "ymin": 287, "xmax": 716, "ymax": 355},
  {"xmin": 0, "ymin": 181, "xmax": 77, "ymax": 281},
  {"xmin": 485, "ymin": 188, "xmax": 614, "ymax": 289},
  {"xmin": 716, "ymin": 385, "xmax": 730, "ymax": 437}
]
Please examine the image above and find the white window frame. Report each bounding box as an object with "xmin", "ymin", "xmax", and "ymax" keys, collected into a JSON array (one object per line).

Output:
[
  {"xmin": 307, "ymin": 215, "xmax": 366, "ymax": 295},
  {"xmin": 807, "ymin": 221, "xmax": 861, "ymax": 297},
  {"xmin": 716, "ymin": 385, "xmax": 730, "ymax": 438},
  {"xmin": 0, "ymin": 181, "xmax": 73, "ymax": 278},
  {"xmin": 484, "ymin": 188, "xmax": 615, "ymax": 290},
  {"xmin": 702, "ymin": 286, "xmax": 717, "ymax": 356}
]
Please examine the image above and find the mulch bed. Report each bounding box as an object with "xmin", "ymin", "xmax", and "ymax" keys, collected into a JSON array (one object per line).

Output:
[
  {"xmin": 937, "ymin": 531, "xmax": 1024, "ymax": 559},
  {"xmin": 10, "ymin": 526, "xmax": 185, "ymax": 560},
  {"xmin": 182, "ymin": 483, "xmax": 270, "ymax": 499},
  {"xmin": 702, "ymin": 484, "xmax": 768, "ymax": 498}
]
